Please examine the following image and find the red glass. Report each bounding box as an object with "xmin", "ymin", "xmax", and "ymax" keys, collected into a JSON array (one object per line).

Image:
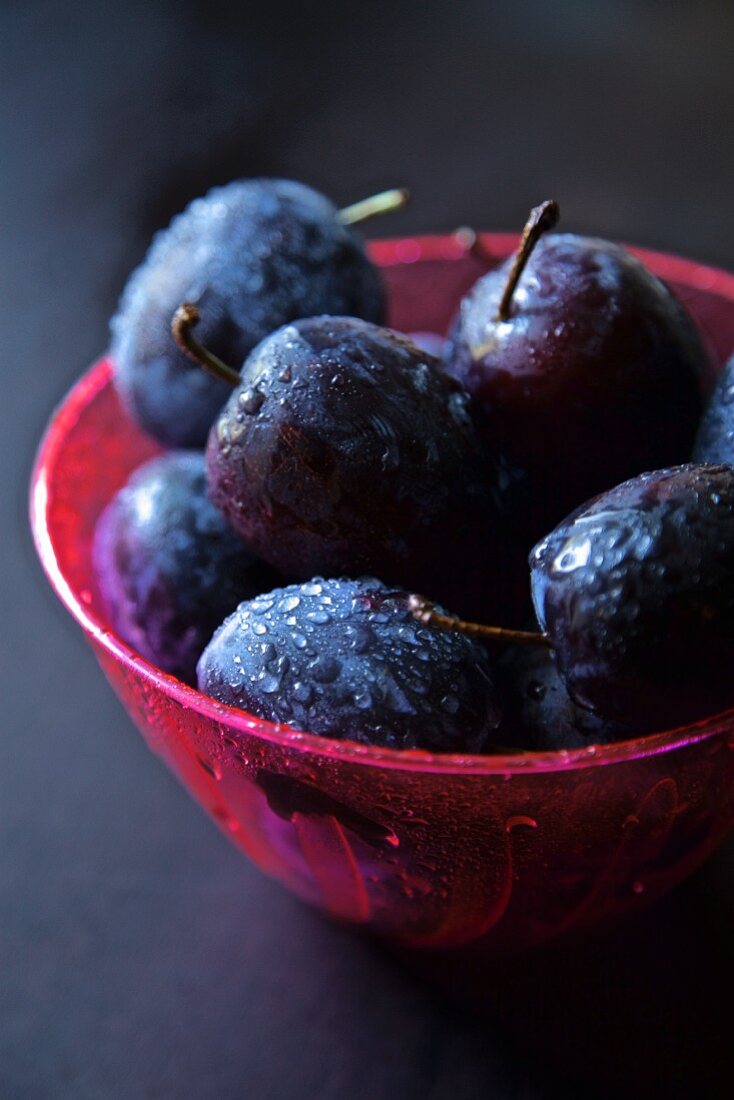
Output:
[{"xmin": 30, "ymin": 235, "xmax": 734, "ymax": 951}]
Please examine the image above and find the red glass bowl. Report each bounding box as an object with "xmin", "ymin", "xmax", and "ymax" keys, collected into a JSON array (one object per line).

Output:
[{"xmin": 30, "ymin": 235, "xmax": 734, "ymax": 951}]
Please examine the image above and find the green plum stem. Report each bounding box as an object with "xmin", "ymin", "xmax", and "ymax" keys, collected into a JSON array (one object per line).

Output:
[
  {"xmin": 171, "ymin": 303, "xmax": 240, "ymax": 388},
  {"xmin": 407, "ymin": 594, "xmax": 552, "ymax": 648},
  {"xmin": 338, "ymin": 188, "xmax": 410, "ymax": 227},
  {"xmin": 496, "ymin": 199, "xmax": 560, "ymax": 322}
]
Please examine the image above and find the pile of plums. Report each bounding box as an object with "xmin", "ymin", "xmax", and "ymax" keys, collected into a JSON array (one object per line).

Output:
[{"xmin": 94, "ymin": 180, "xmax": 734, "ymax": 753}]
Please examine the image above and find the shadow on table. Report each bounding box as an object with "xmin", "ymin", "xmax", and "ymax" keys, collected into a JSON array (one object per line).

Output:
[{"xmin": 389, "ymin": 862, "xmax": 734, "ymax": 1100}]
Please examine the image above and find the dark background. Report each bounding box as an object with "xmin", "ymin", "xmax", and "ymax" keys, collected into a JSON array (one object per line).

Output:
[{"xmin": 4, "ymin": 1, "xmax": 734, "ymax": 1097}]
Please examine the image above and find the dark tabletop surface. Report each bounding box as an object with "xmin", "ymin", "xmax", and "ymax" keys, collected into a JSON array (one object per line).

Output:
[{"xmin": 3, "ymin": 2, "xmax": 734, "ymax": 1097}]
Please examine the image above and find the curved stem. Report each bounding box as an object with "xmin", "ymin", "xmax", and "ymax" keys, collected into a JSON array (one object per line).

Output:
[
  {"xmin": 496, "ymin": 199, "xmax": 560, "ymax": 322},
  {"xmin": 408, "ymin": 595, "xmax": 552, "ymax": 648},
  {"xmin": 338, "ymin": 188, "xmax": 410, "ymax": 227},
  {"xmin": 171, "ymin": 303, "xmax": 240, "ymax": 388}
]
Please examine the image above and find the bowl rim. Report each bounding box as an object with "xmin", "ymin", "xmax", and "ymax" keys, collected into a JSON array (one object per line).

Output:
[{"xmin": 29, "ymin": 232, "xmax": 734, "ymax": 776}]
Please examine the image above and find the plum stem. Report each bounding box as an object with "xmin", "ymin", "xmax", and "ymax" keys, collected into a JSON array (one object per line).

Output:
[
  {"xmin": 338, "ymin": 188, "xmax": 410, "ymax": 227},
  {"xmin": 408, "ymin": 594, "xmax": 552, "ymax": 648},
  {"xmin": 496, "ymin": 200, "xmax": 560, "ymax": 322},
  {"xmin": 171, "ymin": 303, "xmax": 241, "ymax": 388}
]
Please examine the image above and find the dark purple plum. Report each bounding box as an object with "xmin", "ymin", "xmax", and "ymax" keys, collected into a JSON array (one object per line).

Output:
[
  {"xmin": 693, "ymin": 354, "xmax": 734, "ymax": 463},
  {"xmin": 204, "ymin": 315, "xmax": 512, "ymax": 621},
  {"xmin": 112, "ymin": 179, "xmax": 386, "ymax": 447},
  {"xmin": 407, "ymin": 331, "xmax": 446, "ymax": 358},
  {"xmin": 197, "ymin": 577, "xmax": 503, "ymax": 752},
  {"xmin": 444, "ymin": 208, "xmax": 710, "ymax": 543},
  {"xmin": 499, "ymin": 645, "xmax": 638, "ymax": 750},
  {"xmin": 530, "ymin": 464, "xmax": 734, "ymax": 730},
  {"xmin": 93, "ymin": 452, "xmax": 276, "ymax": 683}
]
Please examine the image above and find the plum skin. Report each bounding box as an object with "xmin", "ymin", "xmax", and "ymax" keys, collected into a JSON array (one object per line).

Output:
[
  {"xmin": 93, "ymin": 451, "xmax": 276, "ymax": 683},
  {"xmin": 693, "ymin": 354, "xmax": 734, "ymax": 464},
  {"xmin": 445, "ymin": 234, "xmax": 710, "ymax": 541},
  {"xmin": 499, "ymin": 645, "xmax": 638, "ymax": 751},
  {"xmin": 205, "ymin": 316, "xmax": 512, "ymax": 621},
  {"xmin": 530, "ymin": 463, "xmax": 734, "ymax": 730},
  {"xmin": 111, "ymin": 178, "xmax": 385, "ymax": 447},
  {"xmin": 197, "ymin": 577, "xmax": 503, "ymax": 752}
]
